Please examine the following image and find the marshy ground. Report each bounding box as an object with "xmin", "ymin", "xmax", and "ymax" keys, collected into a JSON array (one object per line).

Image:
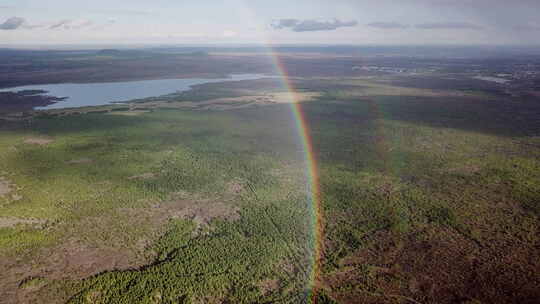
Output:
[{"xmin": 1, "ymin": 76, "xmax": 539, "ymax": 303}]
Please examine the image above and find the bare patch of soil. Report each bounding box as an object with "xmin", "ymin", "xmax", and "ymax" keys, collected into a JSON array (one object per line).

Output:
[
  {"xmin": 0, "ymin": 177, "xmax": 12, "ymax": 196},
  {"xmin": 66, "ymin": 158, "xmax": 93, "ymax": 165},
  {"xmin": 18, "ymin": 277, "xmax": 47, "ymax": 292},
  {"xmin": 119, "ymin": 196, "xmax": 241, "ymax": 238},
  {"xmin": 0, "ymin": 238, "xmax": 153, "ymax": 304},
  {"xmin": 192, "ymin": 295, "xmax": 227, "ymax": 304},
  {"xmin": 226, "ymin": 179, "xmax": 245, "ymax": 195},
  {"xmin": 23, "ymin": 137, "xmax": 53, "ymax": 146},
  {"xmin": 0, "ymin": 217, "xmax": 46, "ymax": 229},
  {"xmin": 128, "ymin": 172, "xmax": 156, "ymax": 180},
  {"xmin": 40, "ymin": 240, "xmax": 147, "ymax": 280},
  {"xmin": 258, "ymin": 278, "xmax": 281, "ymax": 296},
  {"xmin": 279, "ymin": 259, "xmax": 299, "ymax": 275},
  {"xmin": 171, "ymin": 201, "xmax": 240, "ymax": 233}
]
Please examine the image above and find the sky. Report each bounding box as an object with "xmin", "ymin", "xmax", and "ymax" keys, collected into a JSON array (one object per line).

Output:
[{"xmin": 1, "ymin": 0, "xmax": 540, "ymax": 46}]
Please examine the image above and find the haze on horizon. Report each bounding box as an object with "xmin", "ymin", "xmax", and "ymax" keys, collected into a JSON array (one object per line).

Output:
[{"xmin": 1, "ymin": 0, "xmax": 540, "ymax": 47}]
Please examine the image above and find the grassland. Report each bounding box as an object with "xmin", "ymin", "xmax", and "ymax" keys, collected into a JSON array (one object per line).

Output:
[{"xmin": 0, "ymin": 76, "xmax": 539, "ymax": 303}]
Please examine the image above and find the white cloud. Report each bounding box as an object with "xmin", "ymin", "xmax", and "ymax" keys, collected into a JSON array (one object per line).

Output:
[{"xmin": 272, "ymin": 18, "xmax": 358, "ymax": 32}]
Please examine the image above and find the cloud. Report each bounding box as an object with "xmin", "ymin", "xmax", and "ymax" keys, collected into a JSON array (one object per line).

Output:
[
  {"xmin": 0, "ymin": 17, "xmax": 25, "ymax": 30},
  {"xmin": 0, "ymin": 17, "xmax": 98, "ymax": 30},
  {"xmin": 72, "ymin": 20, "xmax": 94, "ymax": 29},
  {"xmin": 50, "ymin": 19, "xmax": 94, "ymax": 30},
  {"xmin": 92, "ymin": 19, "xmax": 116, "ymax": 30},
  {"xmin": 271, "ymin": 19, "xmax": 300, "ymax": 29},
  {"xmin": 23, "ymin": 23, "xmax": 45, "ymax": 29},
  {"xmin": 272, "ymin": 18, "xmax": 358, "ymax": 32},
  {"xmin": 415, "ymin": 22, "xmax": 483, "ymax": 30},
  {"xmin": 49, "ymin": 19, "xmax": 71, "ymax": 29},
  {"xmin": 367, "ymin": 22, "xmax": 408, "ymax": 29},
  {"xmin": 222, "ymin": 30, "xmax": 237, "ymax": 38}
]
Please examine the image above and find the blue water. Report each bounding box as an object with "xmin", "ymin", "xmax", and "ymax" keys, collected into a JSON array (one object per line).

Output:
[{"xmin": 0, "ymin": 74, "xmax": 265, "ymax": 110}]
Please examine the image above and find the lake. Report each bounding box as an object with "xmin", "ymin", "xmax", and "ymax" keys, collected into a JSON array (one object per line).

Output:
[{"xmin": 0, "ymin": 74, "xmax": 265, "ymax": 110}]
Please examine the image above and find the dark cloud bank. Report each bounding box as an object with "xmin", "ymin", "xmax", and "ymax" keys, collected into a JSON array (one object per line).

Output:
[
  {"xmin": 272, "ymin": 18, "xmax": 485, "ymax": 32},
  {"xmin": 0, "ymin": 17, "xmax": 104, "ymax": 31},
  {"xmin": 367, "ymin": 21, "xmax": 483, "ymax": 30},
  {"xmin": 49, "ymin": 19, "xmax": 94, "ymax": 30},
  {"xmin": 367, "ymin": 22, "xmax": 409, "ymax": 29},
  {"xmin": 415, "ymin": 22, "xmax": 483, "ymax": 30},
  {"xmin": 0, "ymin": 17, "xmax": 25, "ymax": 30}
]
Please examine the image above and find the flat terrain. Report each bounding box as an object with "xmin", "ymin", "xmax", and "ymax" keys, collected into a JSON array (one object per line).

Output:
[{"xmin": 0, "ymin": 49, "xmax": 540, "ymax": 303}]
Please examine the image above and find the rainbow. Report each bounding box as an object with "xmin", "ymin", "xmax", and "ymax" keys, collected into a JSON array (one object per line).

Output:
[
  {"xmin": 233, "ymin": 2, "xmax": 325, "ymax": 296},
  {"xmin": 269, "ymin": 49, "xmax": 325, "ymax": 299}
]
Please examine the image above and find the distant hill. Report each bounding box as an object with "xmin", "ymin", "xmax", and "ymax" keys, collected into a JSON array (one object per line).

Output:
[
  {"xmin": 178, "ymin": 51, "xmax": 209, "ymax": 57},
  {"xmin": 95, "ymin": 49, "xmax": 209, "ymax": 58},
  {"xmin": 96, "ymin": 49, "xmax": 123, "ymax": 56}
]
